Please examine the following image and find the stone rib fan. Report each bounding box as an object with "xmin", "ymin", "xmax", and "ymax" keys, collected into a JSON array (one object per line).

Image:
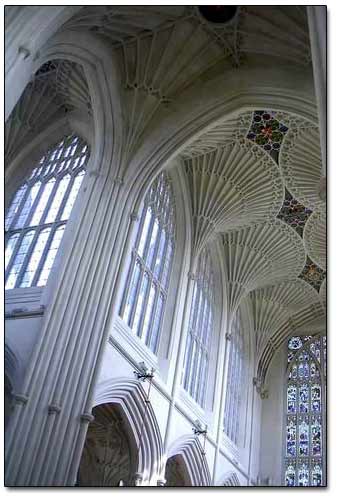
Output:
[{"xmin": 184, "ymin": 139, "xmax": 284, "ymax": 258}]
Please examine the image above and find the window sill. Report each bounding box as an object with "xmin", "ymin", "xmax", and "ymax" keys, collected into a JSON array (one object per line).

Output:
[
  {"xmin": 221, "ymin": 433, "xmax": 240, "ymax": 463},
  {"xmin": 113, "ymin": 316, "xmax": 159, "ymax": 373},
  {"xmin": 5, "ymin": 286, "xmax": 45, "ymax": 316},
  {"xmin": 178, "ymin": 387, "xmax": 207, "ymax": 424}
]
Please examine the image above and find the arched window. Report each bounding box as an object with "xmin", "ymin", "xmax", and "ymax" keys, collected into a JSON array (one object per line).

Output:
[
  {"xmin": 223, "ymin": 310, "xmax": 246, "ymax": 445},
  {"xmin": 182, "ymin": 248, "xmax": 214, "ymax": 407},
  {"xmin": 119, "ymin": 172, "xmax": 176, "ymax": 353},
  {"xmin": 284, "ymin": 335, "xmax": 326, "ymax": 486},
  {"xmin": 5, "ymin": 134, "xmax": 89, "ymax": 289}
]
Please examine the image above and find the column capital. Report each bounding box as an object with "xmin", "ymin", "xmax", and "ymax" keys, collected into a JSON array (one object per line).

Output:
[
  {"xmin": 134, "ymin": 473, "xmax": 143, "ymax": 486},
  {"xmin": 130, "ymin": 211, "xmax": 139, "ymax": 222},
  {"xmin": 48, "ymin": 404, "xmax": 62, "ymax": 415},
  {"xmin": 113, "ymin": 177, "xmax": 124, "ymax": 186},
  {"xmin": 187, "ymin": 271, "xmax": 197, "ymax": 281},
  {"xmin": 12, "ymin": 393, "xmax": 29, "ymax": 405},
  {"xmin": 80, "ymin": 412, "xmax": 94, "ymax": 424}
]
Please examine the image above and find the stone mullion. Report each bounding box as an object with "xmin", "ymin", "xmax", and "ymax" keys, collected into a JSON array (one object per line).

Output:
[
  {"xmin": 35, "ymin": 178, "xmax": 129, "ymax": 486},
  {"xmin": 163, "ymin": 267, "xmax": 198, "ymax": 452},
  {"xmin": 5, "ymin": 170, "xmax": 124, "ymax": 485},
  {"xmin": 211, "ymin": 317, "xmax": 233, "ymax": 484}
]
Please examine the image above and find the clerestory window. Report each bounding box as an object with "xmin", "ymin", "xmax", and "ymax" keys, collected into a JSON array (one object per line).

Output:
[
  {"xmin": 119, "ymin": 172, "xmax": 176, "ymax": 353},
  {"xmin": 223, "ymin": 310, "xmax": 246, "ymax": 445},
  {"xmin": 182, "ymin": 248, "xmax": 214, "ymax": 407},
  {"xmin": 5, "ymin": 134, "xmax": 89, "ymax": 289},
  {"xmin": 284, "ymin": 335, "xmax": 326, "ymax": 486}
]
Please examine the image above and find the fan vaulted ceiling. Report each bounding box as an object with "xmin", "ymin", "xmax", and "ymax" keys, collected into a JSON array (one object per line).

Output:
[{"xmin": 5, "ymin": 5, "xmax": 326, "ymax": 388}]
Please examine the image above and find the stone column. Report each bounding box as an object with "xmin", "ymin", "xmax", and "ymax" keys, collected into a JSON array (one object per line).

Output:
[
  {"xmin": 5, "ymin": 6, "xmax": 81, "ymax": 120},
  {"xmin": 307, "ymin": 6, "xmax": 327, "ymax": 200},
  {"xmin": 5, "ymin": 169, "xmax": 133, "ymax": 485}
]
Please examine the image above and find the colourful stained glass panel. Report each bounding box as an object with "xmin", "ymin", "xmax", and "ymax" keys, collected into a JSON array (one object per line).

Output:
[
  {"xmin": 285, "ymin": 336, "xmax": 326, "ymax": 486},
  {"xmin": 311, "ymin": 385, "xmax": 321, "ymax": 413},
  {"xmin": 312, "ymin": 463, "xmax": 322, "ymax": 486},
  {"xmin": 287, "ymin": 419, "xmax": 297, "ymax": 457},
  {"xmin": 299, "ymin": 385, "xmax": 309, "ymax": 413},
  {"xmin": 298, "ymin": 420, "xmax": 309, "ymax": 456},
  {"xmin": 298, "ymin": 463, "xmax": 309, "ymax": 486},
  {"xmin": 311, "ymin": 419, "xmax": 322, "ymax": 457},
  {"xmin": 285, "ymin": 465, "xmax": 296, "ymax": 487},
  {"xmin": 287, "ymin": 385, "xmax": 297, "ymax": 413},
  {"xmin": 288, "ymin": 337, "xmax": 303, "ymax": 351}
]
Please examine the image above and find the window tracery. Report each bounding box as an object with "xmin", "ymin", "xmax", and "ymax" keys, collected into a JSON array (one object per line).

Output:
[
  {"xmin": 5, "ymin": 134, "xmax": 89, "ymax": 289},
  {"xmin": 182, "ymin": 248, "xmax": 214, "ymax": 407},
  {"xmin": 285, "ymin": 335, "xmax": 326, "ymax": 486},
  {"xmin": 119, "ymin": 172, "xmax": 175, "ymax": 353},
  {"xmin": 223, "ymin": 310, "xmax": 246, "ymax": 445}
]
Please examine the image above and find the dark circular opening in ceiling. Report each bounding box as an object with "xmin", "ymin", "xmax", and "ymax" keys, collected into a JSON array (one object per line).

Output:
[{"xmin": 198, "ymin": 6, "xmax": 238, "ymax": 24}]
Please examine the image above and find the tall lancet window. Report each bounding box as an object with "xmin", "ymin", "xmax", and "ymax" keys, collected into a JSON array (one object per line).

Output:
[
  {"xmin": 5, "ymin": 134, "xmax": 89, "ymax": 289},
  {"xmin": 223, "ymin": 310, "xmax": 245, "ymax": 445},
  {"xmin": 182, "ymin": 248, "xmax": 214, "ymax": 407},
  {"xmin": 120, "ymin": 172, "xmax": 175, "ymax": 353},
  {"xmin": 285, "ymin": 335, "xmax": 326, "ymax": 487}
]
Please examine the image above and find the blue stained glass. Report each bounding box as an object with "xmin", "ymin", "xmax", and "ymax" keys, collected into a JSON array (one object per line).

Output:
[
  {"xmin": 310, "ymin": 342, "xmax": 321, "ymax": 363},
  {"xmin": 285, "ymin": 465, "xmax": 296, "ymax": 486},
  {"xmin": 312, "ymin": 464, "xmax": 322, "ymax": 486},
  {"xmin": 285, "ymin": 335, "xmax": 326, "ymax": 486},
  {"xmin": 288, "ymin": 337, "xmax": 303, "ymax": 350},
  {"xmin": 286, "ymin": 421, "xmax": 296, "ymax": 456},
  {"xmin": 299, "ymin": 420, "xmax": 309, "ymax": 456},
  {"xmin": 299, "ymin": 385, "xmax": 309, "ymax": 413},
  {"xmin": 311, "ymin": 420, "xmax": 321, "ymax": 456},
  {"xmin": 310, "ymin": 362, "xmax": 319, "ymax": 378},
  {"xmin": 298, "ymin": 463, "xmax": 309, "ymax": 486},
  {"xmin": 287, "ymin": 386, "xmax": 297, "ymax": 413},
  {"xmin": 298, "ymin": 362, "xmax": 304, "ymax": 379},
  {"xmin": 311, "ymin": 385, "xmax": 321, "ymax": 412}
]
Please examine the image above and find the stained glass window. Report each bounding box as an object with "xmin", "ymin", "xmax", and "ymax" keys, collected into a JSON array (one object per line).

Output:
[
  {"xmin": 182, "ymin": 248, "xmax": 214, "ymax": 407},
  {"xmin": 247, "ymin": 110, "xmax": 288, "ymax": 161},
  {"xmin": 284, "ymin": 335, "xmax": 326, "ymax": 486},
  {"xmin": 119, "ymin": 172, "xmax": 175, "ymax": 354},
  {"xmin": 223, "ymin": 310, "xmax": 246, "ymax": 445},
  {"xmin": 5, "ymin": 134, "xmax": 89, "ymax": 289}
]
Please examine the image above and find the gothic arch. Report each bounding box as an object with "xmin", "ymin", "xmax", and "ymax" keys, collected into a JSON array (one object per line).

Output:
[
  {"xmin": 4, "ymin": 344, "xmax": 20, "ymax": 429},
  {"xmin": 218, "ymin": 471, "xmax": 241, "ymax": 486},
  {"xmin": 5, "ymin": 343, "xmax": 19, "ymax": 392},
  {"xmin": 167, "ymin": 435, "xmax": 211, "ymax": 486},
  {"xmin": 5, "ymin": 112, "xmax": 93, "ymax": 210},
  {"xmin": 7, "ymin": 27, "xmax": 124, "ymax": 183},
  {"xmin": 93, "ymin": 378, "xmax": 164, "ymax": 485},
  {"xmin": 5, "ymin": 6, "xmax": 82, "ymax": 119},
  {"xmin": 122, "ymin": 62, "xmax": 317, "ymax": 193},
  {"xmin": 257, "ymin": 303, "xmax": 326, "ymax": 385}
]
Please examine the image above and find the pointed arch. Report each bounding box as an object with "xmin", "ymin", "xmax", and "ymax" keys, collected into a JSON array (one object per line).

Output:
[
  {"xmin": 218, "ymin": 471, "xmax": 241, "ymax": 486},
  {"xmin": 93, "ymin": 377, "xmax": 164, "ymax": 485},
  {"xmin": 4, "ymin": 343, "xmax": 20, "ymax": 393},
  {"xmin": 167, "ymin": 435, "xmax": 211, "ymax": 486}
]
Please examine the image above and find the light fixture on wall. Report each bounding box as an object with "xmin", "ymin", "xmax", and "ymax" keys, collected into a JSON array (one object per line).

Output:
[
  {"xmin": 133, "ymin": 361, "xmax": 155, "ymax": 381},
  {"xmin": 192, "ymin": 420, "xmax": 208, "ymax": 455}
]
